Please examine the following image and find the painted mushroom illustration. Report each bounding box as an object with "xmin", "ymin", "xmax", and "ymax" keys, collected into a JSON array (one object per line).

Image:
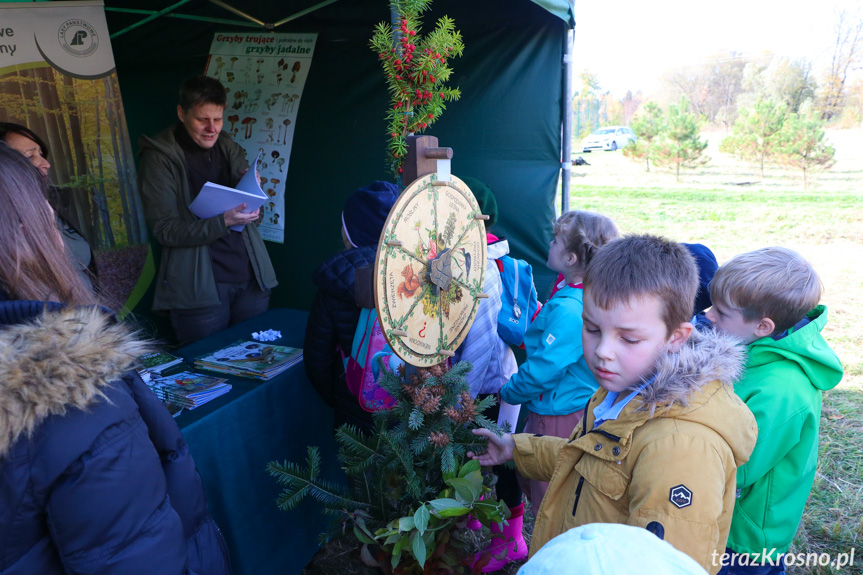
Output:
[
  {"xmin": 268, "ymin": 202, "xmax": 275, "ymax": 211},
  {"xmin": 230, "ymin": 56, "xmax": 238, "ymax": 68},
  {"xmin": 267, "ymin": 93, "xmax": 282, "ymax": 111},
  {"xmin": 256, "ymin": 59, "xmax": 265, "ymax": 73},
  {"xmin": 214, "ymin": 57, "xmax": 225, "ymax": 79},
  {"xmin": 241, "ymin": 117, "xmax": 257, "ymax": 139},
  {"xmin": 290, "ymin": 61, "xmax": 301, "ymax": 83},
  {"xmin": 276, "ymin": 158, "xmax": 285, "ymax": 172},
  {"xmin": 271, "ymin": 150, "xmax": 280, "ymax": 161},
  {"xmin": 284, "ymin": 94, "xmax": 299, "ymax": 113},
  {"xmin": 226, "ymin": 71, "xmax": 234, "ymax": 83},
  {"xmin": 231, "ymin": 91, "xmax": 244, "ymax": 110},
  {"xmin": 265, "ymin": 117, "xmax": 274, "ymax": 129},
  {"xmin": 278, "ymin": 118, "xmax": 292, "ymax": 144},
  {"xmin": 260, "ymin": 177, "xmax": 268, "ymax": 186},
  {"xmin": 227, "ymin": 115, "xmax": 240, "ymax": 132}
]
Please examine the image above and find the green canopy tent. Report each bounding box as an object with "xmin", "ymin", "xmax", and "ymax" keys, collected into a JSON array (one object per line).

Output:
[{"xmin": 103, "ymin": 0, "xmax": 575, "ymax": 328}]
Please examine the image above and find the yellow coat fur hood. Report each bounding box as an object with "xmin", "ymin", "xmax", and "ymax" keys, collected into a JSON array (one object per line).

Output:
[{"xmin": 513, "ymin": 328, "xmax": 758, "ymax": 575}]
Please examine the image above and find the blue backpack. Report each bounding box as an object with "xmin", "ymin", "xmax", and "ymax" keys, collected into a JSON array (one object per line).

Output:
[{"xmin": 494, "ymin": 255, "xmax": 539, "ymax": 346}]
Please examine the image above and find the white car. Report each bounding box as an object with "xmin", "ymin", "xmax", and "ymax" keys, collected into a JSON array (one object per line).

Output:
[{"xmin": 581, "ymin": 126, "xmax": 637, "ymax": 152}]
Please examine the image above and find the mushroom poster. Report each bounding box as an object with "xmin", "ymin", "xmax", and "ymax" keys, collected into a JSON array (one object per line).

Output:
[{"xmin": 204, "ymin": 32, "xmax": 317, "ymax": 243}]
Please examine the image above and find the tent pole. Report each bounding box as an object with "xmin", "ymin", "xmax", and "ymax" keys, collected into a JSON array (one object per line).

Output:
[
  {"xmin": 273, "ymin": 0, "xmax": 341, "ymax": 27},
  {"xmin": 109, "ymin": 0, "xmax": 196, "ymax": 39},
  {"xmin": 561, "ymin": 27, "xmax": 573, "ymax": 213},
  {"xmin": 105, "ymin": 7, "xmax": 260, "ymax": 28},
  {"xmin": 207, "ymin": 0, "xmax": 267, "ymax": 27}
]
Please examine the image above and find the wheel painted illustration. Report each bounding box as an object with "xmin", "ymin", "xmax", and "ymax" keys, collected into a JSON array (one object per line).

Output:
[{"xmin": 374, "ymin": 174, "xmax": 487, "ymax": 367}]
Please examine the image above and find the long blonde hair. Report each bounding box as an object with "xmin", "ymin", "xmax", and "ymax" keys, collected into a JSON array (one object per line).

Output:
[{"xmin": 0, "ymin": 143, "xmax": 95, "ymax": 306}]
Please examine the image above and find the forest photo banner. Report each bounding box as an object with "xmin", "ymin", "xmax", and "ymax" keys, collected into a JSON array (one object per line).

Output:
[{"xmin": 0, "ymin": 1, "xmax": 148, "ymax": 312}]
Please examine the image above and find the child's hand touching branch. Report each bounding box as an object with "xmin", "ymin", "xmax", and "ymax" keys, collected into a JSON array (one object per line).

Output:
[{"xmin": 467, "ymin": 428, "xmax": 515, "ymax": 466}]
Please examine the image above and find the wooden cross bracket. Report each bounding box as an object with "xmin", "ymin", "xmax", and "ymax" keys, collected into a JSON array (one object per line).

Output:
[{"xmin": 403, "ymin": 135, "xmax": 454, "ymax": 183}]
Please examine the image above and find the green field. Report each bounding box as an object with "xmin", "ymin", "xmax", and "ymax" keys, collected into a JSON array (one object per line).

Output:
[{"xmin": 566, "ymin": 130, "xmax": 863, "ymax": 574}]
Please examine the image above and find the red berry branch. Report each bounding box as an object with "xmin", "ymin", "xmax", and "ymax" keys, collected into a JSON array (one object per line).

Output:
[{"xmin": 370, "ymin": 0, "xmax": 463, "ymax": 178}]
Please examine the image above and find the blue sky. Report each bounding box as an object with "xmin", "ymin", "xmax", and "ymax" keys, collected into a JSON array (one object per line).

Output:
[{"xmin": 572, "ymin": 0, "xmax": 853, "ymax": 96}]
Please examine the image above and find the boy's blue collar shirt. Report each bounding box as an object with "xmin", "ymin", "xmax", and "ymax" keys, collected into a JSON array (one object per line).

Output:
[{"xmin": 593, "ymin": 378, "xmax": 653, "ymax": 427}]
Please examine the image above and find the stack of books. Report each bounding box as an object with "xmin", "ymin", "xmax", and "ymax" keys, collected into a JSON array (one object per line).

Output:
[
  {"xmin": 137, "ymin": 350, "xmax": 185, "ymax": 382},
  {"xmin": 147, "ymin": 371, "xmax": 232, "ymax": 410},
  {"xmin": 193, "ymin": 340, "xmax": 303, "ymax": 381}
]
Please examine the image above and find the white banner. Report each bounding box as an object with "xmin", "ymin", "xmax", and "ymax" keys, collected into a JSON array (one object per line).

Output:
[
  {"xmin": 204, "ymin": 32, "xmax": 317, "ymax": 244},
  {"xmin": 1, "ymin": 0, "xmax": 116, "ymax": 78}
]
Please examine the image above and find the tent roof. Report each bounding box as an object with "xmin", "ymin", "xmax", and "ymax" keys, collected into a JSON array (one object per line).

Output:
[{"xmin": 103, "ymin": 0, "xmax": 574, "ymax": 37}]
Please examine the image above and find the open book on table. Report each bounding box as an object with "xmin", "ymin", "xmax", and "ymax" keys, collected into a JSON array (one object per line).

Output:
[{"xmin": 188, "ymin": 151, "xmax": 267, "ymax": 231}]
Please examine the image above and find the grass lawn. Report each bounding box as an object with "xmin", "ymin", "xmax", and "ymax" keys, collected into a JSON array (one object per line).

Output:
[{"xmin": 562, "ymin": 129, "xmax": 863, "ymax": 574}]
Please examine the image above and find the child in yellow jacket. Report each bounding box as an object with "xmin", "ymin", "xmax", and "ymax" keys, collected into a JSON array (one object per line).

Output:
[{"xmin": 469, "ymin": 235, "xmax": 758, "ymax": 574}]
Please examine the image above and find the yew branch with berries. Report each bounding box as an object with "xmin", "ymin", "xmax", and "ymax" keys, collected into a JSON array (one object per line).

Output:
[{"xmin": 370, "ymin": 0, "xmax": 464, "ymax": 178}]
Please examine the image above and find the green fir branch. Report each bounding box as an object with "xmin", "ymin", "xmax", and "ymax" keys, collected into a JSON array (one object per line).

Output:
[{"xmin": 267, "ymin": 447, "xmax": 367, "ymax": 511}]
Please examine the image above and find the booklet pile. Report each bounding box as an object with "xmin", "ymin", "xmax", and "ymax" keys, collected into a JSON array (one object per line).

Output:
[
  {"xmin": 147, "ymin": 371, "xmax": 232, "ymax": 410},
  {"xmin": 194, "ymin": 340, "xmax": 303, "ymax": 381},
  {"xmin": 137, "ymin": 350, "xmax": 185, "ymax": 382}
]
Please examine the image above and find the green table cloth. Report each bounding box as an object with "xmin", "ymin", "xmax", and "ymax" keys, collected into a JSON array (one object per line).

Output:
[{"xmin": 175, "ymin": 308, "xmax": 342, "ymax": 575}]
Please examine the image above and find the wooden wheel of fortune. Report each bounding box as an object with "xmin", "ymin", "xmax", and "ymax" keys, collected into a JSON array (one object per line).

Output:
[{"xmin": 374, "ymin": 174, "xmax": 487, "ymax": 367}]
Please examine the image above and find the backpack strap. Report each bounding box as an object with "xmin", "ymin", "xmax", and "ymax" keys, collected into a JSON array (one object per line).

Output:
[{"xmin": 350, "ymin": 308, "xmax": 377, "ymax": 369}]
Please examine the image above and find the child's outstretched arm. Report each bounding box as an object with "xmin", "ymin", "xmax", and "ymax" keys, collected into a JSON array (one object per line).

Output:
[{"xmin": 467, "ymin": 428, "xmax": 515, "ymax": 466}]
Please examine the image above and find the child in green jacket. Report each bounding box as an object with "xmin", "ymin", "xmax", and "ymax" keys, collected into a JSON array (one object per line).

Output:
[{"xmin": 706, "ymin": 247, "xmax": 844, "ymax": 574}]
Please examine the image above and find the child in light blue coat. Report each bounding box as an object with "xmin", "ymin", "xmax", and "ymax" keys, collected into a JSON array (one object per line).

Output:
[{"xmin": 500, "ymin": 210, "xmax": 618, "ymax": 512}]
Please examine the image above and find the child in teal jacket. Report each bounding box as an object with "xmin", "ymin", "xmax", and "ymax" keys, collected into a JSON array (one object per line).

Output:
[
  {"xmin": 706, "ymin": 247, "xmax": 844, "ymax": 574},
  {"xmin": 499, "ymin": 210, "xmax": 618, "ymax": 511}
]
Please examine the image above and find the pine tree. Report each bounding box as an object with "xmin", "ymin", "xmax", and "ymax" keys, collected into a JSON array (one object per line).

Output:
[
  {"xmin": 652, "ymin": 96, "xmax": 709, "ymax": 182},
  {"xmin": 775, "ymin": 107, "xmax": 836, "ymax": 189},
  {"xmin": 719, "ymin": 97, "xmax": 788, "ymax": 178},
  {"xmin": 622, "ymin": 101, "xmax": 664, "ymax": 172}
]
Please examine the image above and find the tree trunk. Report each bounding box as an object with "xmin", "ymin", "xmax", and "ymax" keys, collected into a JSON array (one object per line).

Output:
[
  {"xmin": 91, "ymin": 100, "xmax": 116, "ymax": 247},
  {"xmin": 104, "ymin": 76, "xmax": 133, "ymax": 246},
  {"xmin": 50, "ymin": 69, "xmax": 76, "ymax": 185},
  {"xmin": 65, "ymin": 74, "xmax": 96, "ymax": 242},
  {"xmin": 111, "ymin": 74, "xmax": 147, "ymax": 243}
]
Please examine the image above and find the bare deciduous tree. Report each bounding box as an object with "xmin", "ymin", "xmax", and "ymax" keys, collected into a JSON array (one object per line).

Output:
[{"xmin": 818, "ymin": 8, "xmax": 863, "ymax": 121}]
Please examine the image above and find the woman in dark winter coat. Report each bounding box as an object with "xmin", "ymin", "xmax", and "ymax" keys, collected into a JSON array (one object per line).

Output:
[
  {"xmin": 303, "ymin": 181, "xmax": 399, "ymax": 433},
  {"xmin": 0, "ymin": 143, "xmax": 230, "ymax": 575}
]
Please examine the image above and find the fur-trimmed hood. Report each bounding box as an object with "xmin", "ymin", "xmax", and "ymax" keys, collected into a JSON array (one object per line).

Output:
[
  {"xmin": 0, "ymin": 305, "xmax": 151, "ymax": 458},
  {"xmin": 639, "ymin": 327, "xmax": 746, "ymax": 413},
  {"xmin": 592, "ymin": 326, "xmax": 756, "ymax": 468}
]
